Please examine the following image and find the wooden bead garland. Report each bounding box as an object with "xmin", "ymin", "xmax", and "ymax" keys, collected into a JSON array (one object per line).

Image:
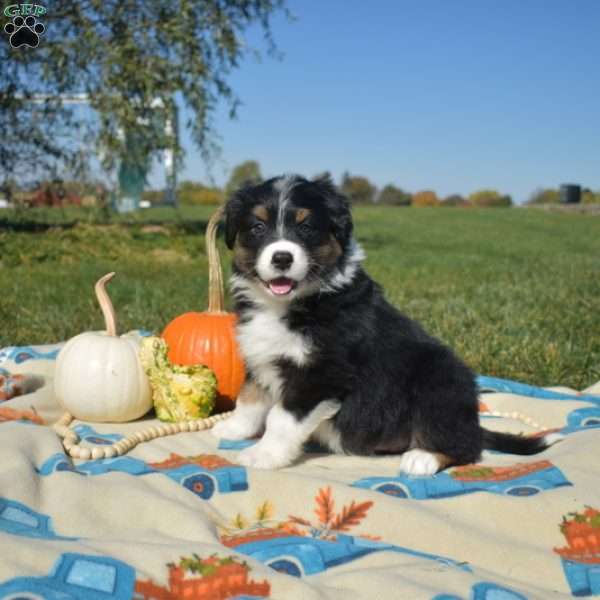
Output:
[
  {"xmin": 53, "ymin": 410, "xmax": 234, "ymax": 459},
  {"xmin": 480, "ymin": 409, "xmax": 548, "ymax": 432},
  {"xmin": 51, "ymin": 402, "xmax": 547, "ymax": 461}
]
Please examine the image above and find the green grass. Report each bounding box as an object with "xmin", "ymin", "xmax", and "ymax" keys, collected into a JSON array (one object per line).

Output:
[{"xmin": 1, "ymin": 205, "xmax": 599, "ymax": 389}]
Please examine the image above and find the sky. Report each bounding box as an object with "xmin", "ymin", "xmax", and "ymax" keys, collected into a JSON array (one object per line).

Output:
[{"xmin": 150, "ymin": 0, "xmax": 600, "ymax": 204}]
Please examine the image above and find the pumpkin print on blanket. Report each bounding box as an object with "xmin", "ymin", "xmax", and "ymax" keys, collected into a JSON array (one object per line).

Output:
[{"xmin": 554, "ymin": 506, "xmax": 600, "ymax": 597}]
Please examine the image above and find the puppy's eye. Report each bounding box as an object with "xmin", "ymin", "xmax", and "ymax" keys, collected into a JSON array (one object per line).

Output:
[
  {"xmin": 298, "ymin": 220, "xmax": 313, "ymax": 233},
  {"xmin": 251, "ymin": 222, "xmax": 266, "ymax": 235}
]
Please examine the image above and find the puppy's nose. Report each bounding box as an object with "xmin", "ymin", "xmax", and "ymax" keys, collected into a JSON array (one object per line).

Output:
[{"xmin": 272, "ymin": 251, "xmax": 293, "ymax": 270}]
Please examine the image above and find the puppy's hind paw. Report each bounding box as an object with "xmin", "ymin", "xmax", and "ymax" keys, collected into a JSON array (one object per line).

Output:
[{"xmin": 400, "ymin": 449, "xmax": 441, "ymax": 476}]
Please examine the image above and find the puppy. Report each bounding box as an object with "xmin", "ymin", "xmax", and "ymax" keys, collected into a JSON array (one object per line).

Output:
[{"xmin": 212, "ymin": 175, "xmax": 557, "ymax": 473}]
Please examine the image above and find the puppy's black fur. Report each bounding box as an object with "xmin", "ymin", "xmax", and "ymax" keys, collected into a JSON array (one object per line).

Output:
[{"xmin": 225, "ymin": 175, "xmax": 551, "ymax": 466}]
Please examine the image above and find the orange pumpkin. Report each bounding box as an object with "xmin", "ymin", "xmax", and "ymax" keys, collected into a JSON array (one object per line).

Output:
[{"xmin": 162, "ymin": 208, "xmax": 245, "ymax": 412}]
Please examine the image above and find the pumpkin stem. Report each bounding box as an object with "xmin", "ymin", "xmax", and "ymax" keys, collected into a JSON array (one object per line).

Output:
[
  {"xmin": 206, "ymin": 207, "xmax": 226, "ymax": 313},
  {"xmin": 95, "ymin": 272, "xmax": 118, "ymax": 336}
]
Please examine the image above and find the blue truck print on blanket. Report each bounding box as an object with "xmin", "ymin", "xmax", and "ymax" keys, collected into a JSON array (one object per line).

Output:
[
  {"xmin": 0, "ymin": 345, "xmax": 60, "ymax": 365},
  {"xmin": 38, "ymin": 450, "xmax": 248, "ymax": 500},
  {"xmin": 0, "ymin": 552, "xmax": 135, "ymax": 600},
  {"xmin": 434, "ymin": 581, "xmax": 528, "ymax": 600},
  {"xmin": 0, "ymin": 550, "xmax": 272, "ymax": 600},
  {"xmin": 221, "ymin": 529, "xmax": 470, "ymax": 578},
  {"xmin": 0, "ymin": 497, "xmax": 77, "ymax": 540},
  {"xmin": 352, "ymin": 460, "xmax": 571, "ymax": 500},
  {"xmin": 70, "ymin": 424, "xmax": 126, "ymax": 445},
  {"xmin": 516, "ymin": 407, "xmax": 600, "ymax": 446},
  {"xmin": 559, "ymin": 560, "xmax": 600, "ymax": 597},
  {"xmin": 562, "ymin": 407, "xmax": 600, "ymax": 435},
  {"xmin": 477, "ymin": 375, "xmax": 600, "ymax": 406}
]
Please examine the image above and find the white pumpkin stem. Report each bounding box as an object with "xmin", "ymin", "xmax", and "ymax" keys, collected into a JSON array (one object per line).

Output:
[
  {"xmin": 206, "ymin": 207, "xmax": 226, "ymax": 313},
  {"xmin": 95, "ymin": 272, "xmax": 118, "ymax": 336}
]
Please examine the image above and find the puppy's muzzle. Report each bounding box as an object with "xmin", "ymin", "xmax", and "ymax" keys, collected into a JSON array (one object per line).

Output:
[{"xmin": 272, "ymin": 251, "xmax": 293, "ymax": 271}]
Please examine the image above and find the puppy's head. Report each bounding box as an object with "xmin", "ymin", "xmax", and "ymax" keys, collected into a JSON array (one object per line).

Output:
[{"xmin": 225, "ymin": 174, "xmax": 353, "ymax": 301}]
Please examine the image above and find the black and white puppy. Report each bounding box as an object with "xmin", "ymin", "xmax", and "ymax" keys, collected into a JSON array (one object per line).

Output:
[{"xmin": 212, "ymin": 174, "xmax": 558, "ymax": 473}]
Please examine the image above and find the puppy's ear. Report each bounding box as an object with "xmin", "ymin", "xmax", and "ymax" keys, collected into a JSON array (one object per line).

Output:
[
  {"xmin": 224, "ymin": 179, "xmax": 266, "ymax": 248},
  {"xmin": 311, "ymin": 172, "xmax": 334, "ymax": 185},
  {"xmin": 224, "ymin": 193, "xmax": 244, "ymax": 249},
  {"xmin": 330, "ymin": 200, "xmax": 353, "ymax": 248},
  {"xmin": 315, "ymin": 178, "xmax": 353, "ymax": 247}
]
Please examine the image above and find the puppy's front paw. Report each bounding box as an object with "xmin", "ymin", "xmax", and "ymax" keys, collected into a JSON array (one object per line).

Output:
[
  {"xmin": 400, "ymin": 449, "xmax": 441, "ymax": 476},
  {"xmin": 212, "ymin": 417, "xmax": 258, "ymax": 441},
  {"xmin": 237, "ymin": 441, "xmax": 294, "ymax": 470}
]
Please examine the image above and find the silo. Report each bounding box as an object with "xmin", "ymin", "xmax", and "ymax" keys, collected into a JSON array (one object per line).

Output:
[{"xmin": 560, "ymin": 184, "xmax": 581, "ymax": 204}]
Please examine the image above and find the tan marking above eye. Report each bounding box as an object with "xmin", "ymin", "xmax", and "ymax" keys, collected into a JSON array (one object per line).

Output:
[
  {"xmin": 295, "ymin": 208, "xmax": 311, "ymax": 223},
  {"xmin": 252, "ymin": 205, "xmax": 269, "ymax": 222}
]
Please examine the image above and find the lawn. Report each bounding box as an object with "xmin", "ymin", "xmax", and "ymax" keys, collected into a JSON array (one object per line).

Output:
[{"xmin": 1, "ymin": 205, "xmax": 599, "ymax": 389}]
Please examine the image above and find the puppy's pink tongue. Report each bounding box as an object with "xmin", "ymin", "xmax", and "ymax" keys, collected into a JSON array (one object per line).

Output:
[{"xmin": 269, "ymin": 277, "xmax": 294, "ymax": 295}]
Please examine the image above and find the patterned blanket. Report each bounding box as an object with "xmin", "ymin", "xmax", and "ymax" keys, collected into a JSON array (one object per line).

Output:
[{"xmin": 1, "ymin": 336, "xmax": 600, "ymax": 599}]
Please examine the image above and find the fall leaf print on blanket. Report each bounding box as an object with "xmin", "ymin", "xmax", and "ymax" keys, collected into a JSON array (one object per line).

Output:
[{"xmin": 218, "ymin": 487, "xmax": 469, "ymax": 577}]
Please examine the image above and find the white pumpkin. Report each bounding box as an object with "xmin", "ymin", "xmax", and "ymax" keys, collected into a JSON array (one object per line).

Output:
[{"xmin": 54, "ymin": 273, "xmax": 152, "ymax": 423}]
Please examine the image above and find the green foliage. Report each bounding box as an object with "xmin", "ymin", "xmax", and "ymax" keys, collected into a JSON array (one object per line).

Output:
[
  {"xmin": 528, "ymin": 188, "xmax": 560, "ymax": 205},
  {"xmin": 177, "ymin": 553, "xmax": 241, "ymax": 577},
  {"xmin": 412, "ymin": 190, "xmax": 440, "ymax": 207},
  {"xmin": 178, "ymin": 181, "xmax": 223, "ymax": 205},
  {"xmin": 468, "ymin": 189, "xmax": 512, "ymax": 207},
  {"xmin": 224, "ymin": 160, "xmax": 263, "ymax": 197},
  {"xmin": 441, "ymin": 194, "xmax": 469, "ymax": 207},
  {"xmin": 378, "ymin": 184, "xmax": 411, "ymax": 206},
  {"xmin": 340, "ymin": 172, "xmax": 377, "ymax": 204},
  {"xmin": 449, "ymin": 466, "xmax": 495, "ymax": 479},
  {"xmin": 582, "ymin": 190, "xmax": 600, "ymax": 204},
  {"xmin": 141, "ymin": 190, "xmax": 165, "ymax": 205},
  {"xmin": 0, "ymin": 1, "xmax": 287, "ymax": 185}
]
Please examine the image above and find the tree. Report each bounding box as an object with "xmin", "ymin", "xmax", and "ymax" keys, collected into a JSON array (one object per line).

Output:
[
  {"xmin": 527, "ymin": 188, "xmax": 560, "ymax": 204},
  {"xmin": 441, "ymin": 194, "xmax": 469, "ymax": 207},
  {"xmin": 0, "ymin": 1, "xmax": 287, "ymax": 186},
  {"xmin": 224, "ymin": 160, "xmax": 263, "ymax": 197},
  {"xmin": 340, "ymin": 172, "xmax": 377, "ymax": 204},
  {"xmin": 468, "ymin": 190, "xmax": 512, "ymax": 207},
  {"xmin": 141, "ymin": 189, "xmax": 165, "ymax": 206},
  {"xmin": 178, "ymin": 180, "xmax": 223, "ymax": 205},
  {"xmin": 412, "ymin": 190, "xmax": 440, "ymax": 207},
  {"xmin": 378, "ymin": 184, "xmax": 411, "ymax": 206},
  {"xmin": 582, "ymin": 190, "xmax": 600, "ymax": 204},
  {"xmin": 0, "ymin": 178, "xmax": 18, "ymax": 206}
]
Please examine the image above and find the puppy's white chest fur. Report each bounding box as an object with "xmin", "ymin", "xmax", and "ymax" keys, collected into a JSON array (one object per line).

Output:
[{"xmin": 236, "ymin": 306, "xmax": 311, "ymax": 397}]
